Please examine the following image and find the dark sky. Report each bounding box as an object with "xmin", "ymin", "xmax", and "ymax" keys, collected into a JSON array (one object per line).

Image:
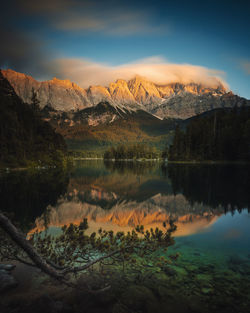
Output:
[{"xmin": 1, "ymin": 0, "xmax": 250, "ymax": 97}]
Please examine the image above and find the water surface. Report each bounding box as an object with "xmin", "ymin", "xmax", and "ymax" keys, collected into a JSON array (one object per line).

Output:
[{"xmin": 1, "ymin": 161, "xmax": 250, "ymax": 312}]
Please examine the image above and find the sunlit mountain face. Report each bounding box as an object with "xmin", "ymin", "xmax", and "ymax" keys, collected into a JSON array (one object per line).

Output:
[
  {"xmin": 2, "ymin": 69, "xmax": 248, "ymax": 121},
  {"xmin": 30, "ymin": 192, "xmax": 220, "ymax": 237},
  {"xmin": 29, "ymin": 161, "xmax": 249, "ymax": 237}
]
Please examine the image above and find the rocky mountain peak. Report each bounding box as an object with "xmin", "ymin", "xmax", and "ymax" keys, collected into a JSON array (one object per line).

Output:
[
  {"xmin": 2, "ymin": 68, "xmax": 33, "ymax": 81},
  {"xmin": 109, "ymin": 79, "xmax": 135, "ymax": 104},
  {"xmin": 114, "ymin": 78, "xmax": 128, "ymax": 86},
  {"xmin": 50, "ymin": 77, "xmax": 75, "ymax": 88},
  {"xmin": 87, "ymin": 85, "xmax": 112, "ymax": 106},
  {"xmin": 127, "ymin": 75, "xmax": 162, "ymax": 108}
]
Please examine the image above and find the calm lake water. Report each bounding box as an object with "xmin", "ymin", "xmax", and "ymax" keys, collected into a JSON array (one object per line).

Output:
[{"xmin": 1, "ymin": 161, "xmax": 250, "ymax": 313}]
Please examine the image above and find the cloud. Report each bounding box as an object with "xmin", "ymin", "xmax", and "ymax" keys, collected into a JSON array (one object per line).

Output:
[
  {"xmin": 0, "ymin": 2, "xmax": 226, "ymax": 88},
  {"xmin": 16, "ymin": 0, "xmax": 168, "ymax": 36},
  {"xmin": 240, "ymin": 61, "xmax": 250, "ymax": 75},
  {"xmin": 45, "ymin": 56, "xmax": 228, "ymax": 89}
]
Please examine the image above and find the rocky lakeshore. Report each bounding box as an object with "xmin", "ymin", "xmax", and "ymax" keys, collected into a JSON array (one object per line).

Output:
[{"xmin": 1, "ymin": 240, "xmax": 250, "ymax": 313}]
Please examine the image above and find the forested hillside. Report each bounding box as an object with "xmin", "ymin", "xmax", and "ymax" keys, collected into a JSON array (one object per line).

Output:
[
  {"xmin": 0, "ymin": 72, "xmax": 67, "ymax": 167},
  {"xmin": 167, "ymin": 107, "xmax": 250, "ymax": 161},
  {"xmin": 53, "ymin": 103, "xmax": 178, "ymax": 154}
]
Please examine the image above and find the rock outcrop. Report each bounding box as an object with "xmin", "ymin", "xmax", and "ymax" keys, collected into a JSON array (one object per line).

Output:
[{"xmin": 1, "ymin": 69, "xmax": 90, "ymax": 111}]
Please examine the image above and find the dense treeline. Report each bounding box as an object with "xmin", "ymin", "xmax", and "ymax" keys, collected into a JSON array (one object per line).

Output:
[
  {"xmin": 68, "ymin": 150, "xmax": 103, "ymax": 159},
  {"xmin": 167, "ymin": 107, "xmax": 250, "ymax": 161},
  {"xmin": 104, "ymin": 143, "xmax": 159, "ymax": 160},
  {"xmin": 164, "ymin": 164, "xmax": 250, "ymax": 212},
  {"xmin": 104, "ymin": 159, "xmax": 158, "ymax": 175},
  {"xmin": 0, "ymin": 169, "xmax": 69, "ymax": 230},
  {"xmin": 0, "ymin": 72, "xmax": 67, "ymax": 167}
]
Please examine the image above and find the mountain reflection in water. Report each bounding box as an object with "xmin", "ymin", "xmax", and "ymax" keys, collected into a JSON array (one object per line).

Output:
[{"xmin": 28, "ymin": 161, "xmax": 250, "ymax": 237}]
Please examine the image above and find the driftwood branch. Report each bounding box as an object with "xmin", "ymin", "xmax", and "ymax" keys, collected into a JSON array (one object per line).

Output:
[
  {"xmin": 14, "ymin": 255, "xmax": 37, "ymax": 268},
  {"xmin": 0, "ymin": 212, "xmax": 63, "ymax": 280}
]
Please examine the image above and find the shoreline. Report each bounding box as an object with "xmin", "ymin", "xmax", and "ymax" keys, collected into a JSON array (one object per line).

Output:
[
  {"xmin": 75, "ymin": 158, "xmax": 250, "ymax": 164},
  {"xmin": 166, "ymin": 160, "xmax": 250, "ymax": 165},
  {"xmin": 1, "ymin": 159, "xmax": 249, "ymax": 171}
]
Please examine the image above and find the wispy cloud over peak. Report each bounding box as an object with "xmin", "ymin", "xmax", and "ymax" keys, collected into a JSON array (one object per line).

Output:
[{"xmin": 45, "ymin": 56, "xmax": 228, "ymax": 89}]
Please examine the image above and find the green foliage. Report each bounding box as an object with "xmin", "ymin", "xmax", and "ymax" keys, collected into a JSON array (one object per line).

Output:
[
  {"xmin": 166, "ymin": 107, "xmax": 250, "ymax": 161},
  {"xmin": 30, "ymin": 219, "xmax": 177, "ymax": 271},
  {"xmin": 0, "ymin": 218, "xmax": 178, "ymax": 280},
  {"xmin": 104, "ymin": 144, "xmax": 160, "ymax": 160}
]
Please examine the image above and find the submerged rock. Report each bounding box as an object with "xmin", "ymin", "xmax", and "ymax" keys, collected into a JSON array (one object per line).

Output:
[
  {"xmin": 201, "ymin": 287, "xmax": 213, "ymax": 295},
  {"xmin": 25, "ymin": 294, "xmax": 73, "ymax": 313},
  {"xmin": 120, "ymin": 285, "xmax": 159, "ymax": 313},
  {"xmin": 170, "ymin": 265, "xmax": 188, "ymax": 277},
  {"xmin": 163, "ymin": 265, "xmax": 177, "ymax": 276},
  {"xmin": 0, "ymin": 269, "xmax": 18, "ymax": 292},
  {"xmin": 0, "ymin": 264, "xmax": 16, "ymax": 271},
  {"xmin": 228, "ymin": 255, "xmax": 249, "ymax": 266}
]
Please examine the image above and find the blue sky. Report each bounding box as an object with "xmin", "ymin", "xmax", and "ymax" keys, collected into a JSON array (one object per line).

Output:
[{"xmin": 1, "ymin": 0, "xmax": 249, "ymax": 97}]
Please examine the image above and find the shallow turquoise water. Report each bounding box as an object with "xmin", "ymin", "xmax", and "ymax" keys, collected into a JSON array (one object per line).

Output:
[
  {"xmin": 177, "ymin": 209, "xmax": 250, "ymax": 253},
  {"xmin": 168, "ymin": 209, "xmax": 250, "ymax": 271}
]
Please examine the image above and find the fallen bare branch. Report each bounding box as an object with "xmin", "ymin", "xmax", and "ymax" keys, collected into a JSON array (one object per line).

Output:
[{"xmin": 0, "ymin": 212, "xmax": 63, "ymax": 280}]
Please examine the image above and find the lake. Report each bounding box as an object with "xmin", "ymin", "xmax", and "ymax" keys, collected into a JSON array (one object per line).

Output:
[{"xmin": 1, "ymin": 161, "xmax": 250, "ymax": 313}]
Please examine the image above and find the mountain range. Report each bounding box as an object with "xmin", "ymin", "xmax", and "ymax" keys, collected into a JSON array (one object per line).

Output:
[
  {"xmin": 1, "ymin": 68, "xmax": 249, "ymax": 152},
  {"xmin": 2, "ymin": 69, "xmax": 249, "ymax": 120}
]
